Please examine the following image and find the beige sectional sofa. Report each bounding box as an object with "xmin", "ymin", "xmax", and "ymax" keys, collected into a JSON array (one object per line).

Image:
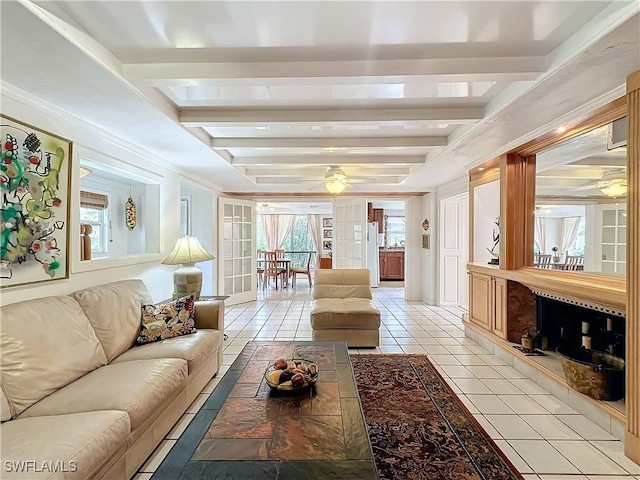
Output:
[
  {"xmin": 310, "ymin": 269, "xmax": 381, "ymax": 347},
  {"xmin": 0, "ymin": 279, "xmax": 224, "ymax": 480}
]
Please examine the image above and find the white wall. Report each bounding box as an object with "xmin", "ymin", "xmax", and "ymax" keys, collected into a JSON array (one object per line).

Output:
[
  {"xmin": 1, "ymin": 89, "xmax": 220, "ymax": 305},
  {"xmin": 181, "ymin": 182, "xmax": 218, "ymax": 296},
  {"xmin": 418, "ymin": 194, "xmax": 437, "ymax": 304},
  {"xmin": 473, "ymin": 180, "xmax": 500, "ymax": 263},
  {"xmin": 542, "ymin": 218, "xmax": 563, "ymax": 256}
]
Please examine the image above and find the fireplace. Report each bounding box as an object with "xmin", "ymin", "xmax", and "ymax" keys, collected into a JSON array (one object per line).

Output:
[{"xmin": 535, "ymin": 294, "xmax": 626, "ymax": 359}]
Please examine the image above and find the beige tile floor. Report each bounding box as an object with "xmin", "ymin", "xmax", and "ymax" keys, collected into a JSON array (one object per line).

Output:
[{"xmin": 136, "ymin": 283, "xmax": 640, "ymax": 480}]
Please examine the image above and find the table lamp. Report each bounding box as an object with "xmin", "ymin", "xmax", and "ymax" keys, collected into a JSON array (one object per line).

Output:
[{"xmin": 162, "ymin": 235, "xmax": 215, "ymax": 300}]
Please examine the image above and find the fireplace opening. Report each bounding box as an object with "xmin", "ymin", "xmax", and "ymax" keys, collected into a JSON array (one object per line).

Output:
[{"xmin": 536, "ymin": 296, "xmax": 626, "ymax": 359}]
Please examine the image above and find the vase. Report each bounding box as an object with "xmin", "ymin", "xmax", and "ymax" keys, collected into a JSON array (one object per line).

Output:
[{"xmin": 553, "ymin": 256, "xmax": 561, "ymax": 263}]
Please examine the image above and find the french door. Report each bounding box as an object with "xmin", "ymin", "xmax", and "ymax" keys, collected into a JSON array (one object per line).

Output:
[
  {"xmin": 218, "ymin": 198, "xmax": 256, "ymax": 305},
  {"xmin": 333, "ymin": 197, "xmax": 367, "ymax": 269}
]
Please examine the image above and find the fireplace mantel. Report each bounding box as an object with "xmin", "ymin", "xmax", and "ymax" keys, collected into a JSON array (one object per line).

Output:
[{"xmin": 467, "ymin": 263, "xmax": 626, "ymax": 315}]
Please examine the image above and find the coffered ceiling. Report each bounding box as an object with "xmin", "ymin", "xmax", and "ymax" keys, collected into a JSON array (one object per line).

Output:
[{"xmin": 2, "ymin": 1, "xmax": 639, "ymax": 194}]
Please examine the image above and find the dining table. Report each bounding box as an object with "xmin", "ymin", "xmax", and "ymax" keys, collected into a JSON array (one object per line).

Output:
[{"xmin": 257, "ymin": 257, "xmax": 294, "ymax": 288}]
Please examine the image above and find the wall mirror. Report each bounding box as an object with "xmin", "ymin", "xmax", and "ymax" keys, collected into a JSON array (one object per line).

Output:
[
  {"xmin": 534, "ymin": 120, "xmax": 627, "ymax": 277},
  {"xmin": 79, "ymin": 159, "xmax": 161, "ymax": 262}
]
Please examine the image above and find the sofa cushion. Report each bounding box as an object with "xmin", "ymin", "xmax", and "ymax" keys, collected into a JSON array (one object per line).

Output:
[
  {"xmin": 311, "ymin": 298, "xmax": 381, "ymax": 329},
  {"xmin": 19, "ymin": 359, "xmax": 188, "ymax": 430},
  {"xmin": 113, "ymin": 329, "xmax": 221, "ymax": 373},
  {"xmin": 137, "ymin": 295, "xmax": 196, "ymax": 345},
  {"xmin": 0, "ymin": 410, "xmax": 130, "ymax": 480},
  {"xmin": 313, "ymin": 269, "xmax": 372, "ymax": 300},
  {"xmin": 71, "ymin": 279, "xmax": 153, "ymax": 361},
  {"xmin": 1, "ymin": 296, "xmax": 108, "ymax": 417}
]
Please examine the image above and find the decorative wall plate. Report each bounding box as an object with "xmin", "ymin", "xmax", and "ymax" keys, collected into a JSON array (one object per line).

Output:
[
  {"xmin": 422, "ymin": 218, "xmax": 430, "ymax": 231},
  {"xmin": 125, "ymin": 196, "xmax": 137, "ymax": 230}
]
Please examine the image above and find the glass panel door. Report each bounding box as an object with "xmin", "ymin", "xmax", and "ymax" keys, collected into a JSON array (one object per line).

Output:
[
  {"xmin": 218, "ymin": 198, "xmax": 256, "ymax": 305},
  {"xmin": 333, "ymin": 197, "xmax": 367, "ymax": 269}
]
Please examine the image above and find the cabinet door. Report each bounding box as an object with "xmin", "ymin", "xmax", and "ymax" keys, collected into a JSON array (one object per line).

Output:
[
  {"xmin": 492, "ymin": 277, "xmax": 507, "ymax": 338},
  {"xmin": 469, "ymin": 273, "xmax": 491, "ymax": 330},
  {"xmin": 373, "ymin": 209, "xmax": 384, "ymax": 233},
  {"xmin": 386, "ymin": 252, "xmax": 404, "ymax": 279},
  {"xmin": 379, "ymin": 252, "xmax": 387, "ymax": 278}
]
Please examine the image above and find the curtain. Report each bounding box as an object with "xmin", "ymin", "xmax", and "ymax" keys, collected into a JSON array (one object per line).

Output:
[
  {"xmin": 262, "ymin": 215, "xmax": 279, "ymax": 251},
  {"xmin": 80, "ymin": 191, "xmax": 108, "ymax": 209},
  {"xmin": 276, "ymin": 215, "xmax": 296, "ymax": 249},
  {"xmin": 307, "ymin": 214, "xmax": 323, "ymax": 267},
  {"xmin": 534, "ymin": 217, "xmax": 546, "ymax": 254},
  {"xmin": 560, "ymin": 216, "xmax": 581, "ymax": 257},
  {"xmin": 262, "ymin": 214, "xmax": 296, "ymax": 251}
]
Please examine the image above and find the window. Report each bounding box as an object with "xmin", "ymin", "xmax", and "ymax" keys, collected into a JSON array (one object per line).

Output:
[
  {"xmin": 257, "ymin": 215, "xmax": 315, "ymax": 267},
  {"xmin": 80, "ymin": 190, "xmax": 109, "ymax": 255},
  {"xmin": 386, "ymin": 216, "xmax": 406, "ymax": 248}
]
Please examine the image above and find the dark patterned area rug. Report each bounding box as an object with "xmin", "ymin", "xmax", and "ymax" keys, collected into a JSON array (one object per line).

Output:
[{"xmin": 351, "ymin": 355, "xmax": 524, "ymax": 480}]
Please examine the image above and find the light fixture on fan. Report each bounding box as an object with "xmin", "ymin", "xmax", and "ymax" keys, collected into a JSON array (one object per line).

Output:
[
  {"xmin": 79, "ymin": 166, "xmax": 92, "ymax": 178},
  {"xmin": 324, "ymin": 166, "xmax": 349, "ymax": 195},
  {"xmin": 599, "ymin": 179, "xmax": 627, "ymax": 198}
]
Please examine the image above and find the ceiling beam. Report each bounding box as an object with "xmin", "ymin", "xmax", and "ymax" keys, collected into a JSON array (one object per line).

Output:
[
  {"xmin": 212, "ymin": 137, "xmax": 446, "ymax": 148},
  {"xmin": 536, "ymin": 169, "xmax": 605, "ymax": 179},
  {"xmin": 231, "ymin": 155, "xmax": 426, "ymax": 166},
  {"xmin": 124, "ymin": 56, "xmax": 546, "ymax": 85},
  {"xmin": 244, "ymin": 167, "xmax": 410, "ymax": 177},
  {"xmin": 225, "ymin": 192, "xmax": 430, "ymax": 198},
  {"xmin": 254, "ymin": 176, "xmax": 404, "ymax": 184},
  {"xmin": 181, "ymin": 107, "xmax": 482, "ymax": 125}
]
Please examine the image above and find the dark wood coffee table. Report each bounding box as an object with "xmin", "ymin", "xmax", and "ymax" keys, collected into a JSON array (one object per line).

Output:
[{"xmin": 152, "ymin": 341, "xmax": 377, "ymax": 479}]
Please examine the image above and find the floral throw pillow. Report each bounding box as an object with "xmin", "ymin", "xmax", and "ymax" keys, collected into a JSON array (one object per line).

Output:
[{"xmin": 137, "ymin": 295, "xmax": 196, "ymax": 345}]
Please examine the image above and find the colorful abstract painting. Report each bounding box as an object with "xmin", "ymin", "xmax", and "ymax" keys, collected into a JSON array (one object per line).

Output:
[{"xmin": 1, "ymin": 115, "xmax": 71, "ymax": 287}]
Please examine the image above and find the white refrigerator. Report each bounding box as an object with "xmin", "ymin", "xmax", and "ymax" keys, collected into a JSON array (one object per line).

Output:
[{"xmin": 366, "ymin": 223, "xmax": 380, "ymax": 287}]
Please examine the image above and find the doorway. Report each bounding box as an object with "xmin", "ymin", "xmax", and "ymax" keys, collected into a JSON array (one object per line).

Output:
[{"xmin": 366, "ymin": 199, "xmax": 407, "ymax": 297}]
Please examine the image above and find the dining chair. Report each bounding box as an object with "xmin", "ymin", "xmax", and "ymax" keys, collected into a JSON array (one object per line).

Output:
[
  {"xmin": 565, "ymin": 255, "xmax": 584, "ymax": 271},
  {"xmin": 534, "ymin": 254, "xmax": 552, "ymax": 268},
  {"xmin": 256, "ymin": 249, "xmax": 265, "ymax": 288},
  {"xmin": 263, "ymin": 251, "xmax": 286, "ymax": 290},
  {"xmin": 275, "ymin": 249, "xmax": 285, "ymax": 259},
  {"xmin": 291, "ymin": 252, "xmax": 312, "ymax": 287}
]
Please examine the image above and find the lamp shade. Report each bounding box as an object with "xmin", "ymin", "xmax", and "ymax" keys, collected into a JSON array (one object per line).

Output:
[{"xmin": 162, "ymin": 236, "xmax": 215, "ymax": 265}]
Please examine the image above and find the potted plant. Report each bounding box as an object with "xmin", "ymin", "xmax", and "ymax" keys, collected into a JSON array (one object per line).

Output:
[{"xmin": 551, "ymin": 246, "xmax": 561, "ymax": 263}]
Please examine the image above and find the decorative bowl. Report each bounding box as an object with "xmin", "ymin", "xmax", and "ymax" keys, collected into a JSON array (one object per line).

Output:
[{"xmin": 264, "ymin": 358, "xmax": 319, "ymax": 391}]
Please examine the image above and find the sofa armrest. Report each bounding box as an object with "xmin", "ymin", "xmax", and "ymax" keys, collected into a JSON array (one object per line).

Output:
[{"xmin": 194, "ymin": 300, "xmax": 224, "ymax": 333}]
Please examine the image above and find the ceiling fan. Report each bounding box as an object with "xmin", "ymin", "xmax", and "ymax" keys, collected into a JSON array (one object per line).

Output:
[
  {"xmin": 323, "ymin": 166, "xmax": 351, "ymax": 194},
  {"xmin": 574, "ymin": 168, "xmax": 627, "ymax": 198}
]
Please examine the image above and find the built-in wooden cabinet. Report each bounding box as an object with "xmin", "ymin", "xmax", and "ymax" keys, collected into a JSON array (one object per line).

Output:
[
  {"xmin": 469, "ymin": 271, "xmax": 506, "ymax": 339},
  {"xmin": 492, "ymin": 277, "xmax": 507, "ymax": 338},
  {"xmin": 380, "ymin": 251, "xmax": 404, "ymax": 280},
  {"xmin": 319, "ymin": 257, "xmax": 332, "ymax": 269}
]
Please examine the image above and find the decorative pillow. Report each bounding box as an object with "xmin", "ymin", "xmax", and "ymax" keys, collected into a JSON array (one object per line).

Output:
[{"xmin": 137, "ymin": 295, "xmax": 196, "ymax": 345}]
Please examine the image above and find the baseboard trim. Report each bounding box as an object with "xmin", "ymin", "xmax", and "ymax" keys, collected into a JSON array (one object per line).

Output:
[{"xmin": 626, "ymin": 431, "xmax": 640, "ymax": 465}]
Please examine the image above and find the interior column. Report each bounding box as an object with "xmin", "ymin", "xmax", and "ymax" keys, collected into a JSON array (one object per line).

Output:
[
  {"xmin": 499, "ymin": 153, "xmax": 535, "ymax": 270},
  {"xmin": 626, "ymin": 69, "xmax": 640, "ymax": 464}
]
